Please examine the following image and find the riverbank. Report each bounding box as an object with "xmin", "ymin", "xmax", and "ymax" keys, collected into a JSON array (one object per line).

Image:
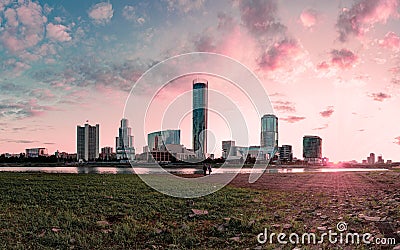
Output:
[
  {"xmin": 0, "ymin": 172, "xmax": 399, "ymax": 249},
  {"xmin": 0, "ymin": 161, "xmax": 398, "ymax": 169}
]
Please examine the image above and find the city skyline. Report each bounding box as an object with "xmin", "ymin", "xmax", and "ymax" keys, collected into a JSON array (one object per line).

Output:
[
  {"xmin": 2, "ymin": 112, "xmax": 395, "ymax": 163},
  {"xmin": 0, "ymin": 0, "xmax": 399, "ymax": 162}
]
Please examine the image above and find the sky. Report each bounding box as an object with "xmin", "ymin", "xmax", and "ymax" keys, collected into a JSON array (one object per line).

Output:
[{"xmin": 0, "ymin": 0, "xmax": 399, "ymax": 162}]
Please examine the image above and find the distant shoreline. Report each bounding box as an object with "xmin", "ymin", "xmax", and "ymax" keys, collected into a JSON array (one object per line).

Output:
[{"xmin": 0, "ymin": 162, "xmax": 396, "ymax": 169}]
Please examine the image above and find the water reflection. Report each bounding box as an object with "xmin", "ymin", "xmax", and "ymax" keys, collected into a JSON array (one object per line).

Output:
[{"xmin": 0, "ymin": 166, "xmax": 389, "ymax": 174}]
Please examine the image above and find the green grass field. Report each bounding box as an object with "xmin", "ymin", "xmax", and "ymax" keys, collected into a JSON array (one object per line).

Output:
[
  {"xmin": 0, "ymin": 173, "xmax": 275, "ymax": 249},
  {"xmin": 0, "ymin": 172, "xmax": 397, "ymax": 249}
]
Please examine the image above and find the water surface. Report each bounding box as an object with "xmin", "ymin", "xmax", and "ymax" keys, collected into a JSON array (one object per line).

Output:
[{"xmin": 0, "ymin": 166, "xmax": 388, "ymax": 174}]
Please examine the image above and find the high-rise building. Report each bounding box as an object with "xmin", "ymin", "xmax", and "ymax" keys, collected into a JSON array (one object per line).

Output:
[
  {"xmin": 260, "ymin": 114, "xmax": 278, "ymax": 158},
  {"xmin": 303, "ymin": 135, "xmax": 322, "ymax": 164},
  {"xmin": 77, "ymin": 123, "xmax": 99, "ymax": 161},
  {"xmin": 367, "ymin": 153, "xmax": 375, "ymax": 164},
  {"xmin": 377, "ymin": 155, "xmax": 384, "ymax": 164},
  {"xmin": 193, "ymin": 79, "xmax": 208, "ymax": 159},
  {"xmin": 115, "ymin": 118, "xmax": 135, "ymax": 160},
  {"xmin": 222, "ymin": 140, "xmax": 236, "ymax": 158},
  {"xmin": 279, "ymin": 145, "xmax": 293, "ymax": 162},
  {"xmin": 148, "ymin": 130, "xmax": 180, "ymax": 151}
]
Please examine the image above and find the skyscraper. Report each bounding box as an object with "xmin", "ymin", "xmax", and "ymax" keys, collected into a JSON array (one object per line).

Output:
[
  {"xmin": 303, "ymin": 135, "xmax": 322, "ymax": 164},
  {"xmin": 192, "ymin": 79, "xmax": 208, "ymax": 159},
  {"xmin": 367, "ymin": 153, "xmax": 375, "ymax": 164},
  {"xmin": 77, "ymin": 123, "xmax": 99, "ymax": 161},
  {"xmin": 115, "ymin": 118, "xmax": 135, "ymax": 160},
  {"xmin": 260, "ymin": 114, "xmax": 278, "ymax": 158}
]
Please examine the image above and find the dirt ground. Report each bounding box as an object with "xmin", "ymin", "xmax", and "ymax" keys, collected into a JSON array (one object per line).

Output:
[
  {"xmin": 229, "ymin": 171, "xmax": 400, "ymax": 249},
  {"xmin": 229, "ymin": 171, "xmax": 400, "ymax": 193}
]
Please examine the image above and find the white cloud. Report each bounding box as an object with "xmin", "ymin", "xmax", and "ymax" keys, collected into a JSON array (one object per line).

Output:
[
  {"xmin": 0, "ymin": 0, "xmax": 12, "ymax": 11},
  {"xmin": 122, "ymin": 5, "xmax": 146, "ymax": 24},
  {"xmin": 54, "ymin": 16, "xmax": 62, "ymax": 23},
  {"xmin": 1, "ymin": 1, "xmax": 46, "ymax": 53},
  {"xmin": 88, "ymin": 2, "xmax": 113, "ymax": 25},
  {"xmin": 165, "ymin": 0, "xmax": 205, "ymax": 13},
  {"xmin": 46, "ymin": 23, "xmax": 71, "ymax": 42},
  {"xmin": 4, "ymin": 8, "xmax": 18, "ymax": 27},
  {"xmin": 300, "ymin": 9, "xmax": 319, "ymax": 28}
]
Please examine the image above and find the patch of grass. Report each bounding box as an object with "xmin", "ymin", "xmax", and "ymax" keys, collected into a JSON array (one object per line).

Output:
[
  {"xmin": 0, "ymin": 173, "xmax": 275, "ymax": 249},
  {"xmin": 0, "ymin": 172, "xmax": 395, "ymax": 249}
]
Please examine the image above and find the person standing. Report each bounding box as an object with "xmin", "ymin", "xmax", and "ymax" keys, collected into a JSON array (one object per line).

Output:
[
  {"xmin": 207, "ymin": 164, "xmax": 212, "ymax": 175},
  {"xmin": 203, "ymin": 164, "xmax": 207, "ymax": 176}
]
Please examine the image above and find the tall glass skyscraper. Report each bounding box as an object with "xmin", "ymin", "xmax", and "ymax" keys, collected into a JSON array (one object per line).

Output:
[
  {"xmin": 115, "ymin": 118, "xmax": 135, "ymax": 160},
  {"xmin": 260, "ymin": 114, "xmax": 278, "ymax": 158},
  {"xmin": 192, "ymin": 79, "xmax": 208, "ymax": 159}
]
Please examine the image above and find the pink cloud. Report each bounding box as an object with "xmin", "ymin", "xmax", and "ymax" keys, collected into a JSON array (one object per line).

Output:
[
  {"xmin": 389, "ymin": 66, "xmax": 400, "ymax": 84},
  {"xmin": 166, "ymin": 0, "xmax": 205, "ymax": 13},
  {"xmin": 378, "ymin": 31, "xmax": 400, "ymax": 49},
  {"xmin": 16, "ymin": 1, "xmax": 46, "ymax": 28},
  {"xmin": 239, "ymin": 0, "xmax": 286, "ymax": 37},
  {"xmin": 54, "ymin": 16, "xmax": 62, "ymax": 23},
  {"xmin": 336, "ymin": 0, "xmax": 399, "ymax": 42},
  {"xmin": 389, "ymin": 66, "xmax": 400, "ymax": 74},
  {"xmin": 274, "ymin": 105, "xmax": 295, "ymax": 113},
  {"xmin": 281, "ymin": 116, "xmax": 306, "ymax": 123},
  {"xmin": 258, "ymin": 39, "xmax": 302, "ymax": 71},
  {"xmin": 0, "ymin": 98, "xmax": 54, "ymax": 118},
  {"xmin": 369, "ymin": 92, "xmax": 391, "ymax": 101},
  {"xmin": 217, "ymin": 12, "xmax": 235, "ymax": 31},
  {"xmin": 0, "ymin": 0, "xmax": 12, "ymax": 10},
  {"xmin": 46, "ymin": 23, "xmax": 71, "ymax": 42},
  {"xmin": 313, "ymin": 124, "xmax": 329, "ymax": 130},
  {"xmin": 122, "ymin": 5, "xmax": 146, "ymax": 24},
  {"xmin": 12, "ymin": 61, "xmax": 31, "ymax": 76},
  {"xmin": 270, "ymin": 92, "xmax": 284, "ymax": 97},
  {"xmin": 30, "ymin": 89, "xmax": 56, "ymax": 101},
  {"xmin": 300, "ymin": 9, "xmax": 319, "ymax": 28},
  {"xmin": 330, "ymin": 49, "xmax": 358, "ymax": 69},
  {"xmin": 193, "ymin": 34, "xmax": 216, "ymax": 52},
  {"xmin": 2, "ymin": 35, "xmax": 25, "ymax": 53},
  {"xmin": 88, "ymin": 2, "xmax": 113, "ymax": 25},
  {"xmin": 317, "ymin": 61, "xmax": 330, "ymax": 70},
  {"xmin": 0, "ymin": 1, "xmax": 46, "ymax": 53},
  {"xmin": 320, "ymin": 106, "xmax": 334, "ymax": 117},
  {"xmin": 187, "ymin": 16, "xmax": 259, "ymax": 67},
  {"xmin": 19, "ymin": 51, "xmax": 40, "ymax": 61},
  {"xmin": 272, "ymin": 100, "xmax": 296, "ymax": 113},
  {"xmin": 4, "ymin": 8, "xmax": 18, "ymax": 27},
  {"xmin": 36, "ymin": 43, "xmax": 57, "ymax": 57}
]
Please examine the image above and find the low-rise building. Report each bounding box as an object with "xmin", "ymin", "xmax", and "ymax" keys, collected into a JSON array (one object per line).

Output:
[{"xmin": 25, "ymin": 148, "xmax": 48, "ymax": 158}]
